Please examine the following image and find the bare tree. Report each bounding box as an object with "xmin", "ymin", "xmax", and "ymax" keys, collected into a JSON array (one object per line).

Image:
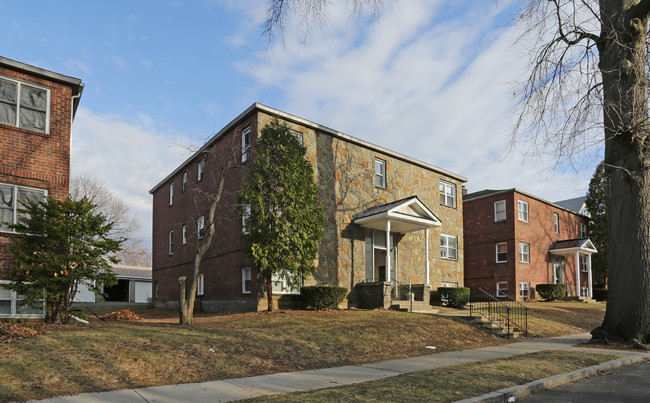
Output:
[
  {"xmin": 70, "ymin": 175, "xmax": 150, "ymax": 266},
  {"xmin": 263, "ymin": 1, "xmax": 650, "ymax": 345}
]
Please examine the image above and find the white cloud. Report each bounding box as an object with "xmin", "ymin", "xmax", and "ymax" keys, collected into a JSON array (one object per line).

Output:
[
  {"xmin": 237, "ymin": 0, "xmax": 599, "ymax": 202},
  {"xmin": 106, "ymin": 55, "xmax": 129, "ymax": 70},
  {"xmin": 140, "ymin": 59, "xmax": 153, "ymax": 68},
  {"xmin": 71, "ymin": 107, "xmax": 193, "ymax": 246}
]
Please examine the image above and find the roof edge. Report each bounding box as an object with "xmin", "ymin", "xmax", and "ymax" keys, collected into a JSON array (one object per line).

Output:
[{"xmin": 464, "ymin": 188, "xmax": 590, "ymax": 218}]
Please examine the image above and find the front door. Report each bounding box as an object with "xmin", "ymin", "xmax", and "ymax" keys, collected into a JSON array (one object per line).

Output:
[{"xmin": 552, "ymin": 256, "xmax": 564, "ymax": 284}]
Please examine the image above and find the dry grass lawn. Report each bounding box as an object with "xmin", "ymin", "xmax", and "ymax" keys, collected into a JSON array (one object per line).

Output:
[{"xmin": 0, "ymin": 301, "xmax": 607, "ymax": 402}]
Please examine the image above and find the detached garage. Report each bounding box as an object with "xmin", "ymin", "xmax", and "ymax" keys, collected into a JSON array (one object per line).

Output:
[{"xmin": 75, "ymin": 265, "xmax": 152, "ymax": 303}]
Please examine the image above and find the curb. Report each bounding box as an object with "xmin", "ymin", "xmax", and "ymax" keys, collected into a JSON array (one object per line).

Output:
[{"xmin": 456, "ymin": 352, "xmax": 650, "ymax": 403}]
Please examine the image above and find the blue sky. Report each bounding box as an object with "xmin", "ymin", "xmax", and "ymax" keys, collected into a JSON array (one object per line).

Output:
[{"xmin": 1, "ymin": 1, "xmax": 602, "ymax": 247}]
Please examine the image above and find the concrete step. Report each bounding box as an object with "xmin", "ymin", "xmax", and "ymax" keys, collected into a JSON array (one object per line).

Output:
[{"xmin": 389, "ymin": 300, "xmax": 439, "ymax": 313}]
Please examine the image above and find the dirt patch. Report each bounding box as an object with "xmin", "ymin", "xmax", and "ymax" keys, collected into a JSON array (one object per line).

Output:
[
  {"xmin": 99, "ymin": 309, "xmax": 143, "ymax": 321},
  {"xmin": 0, "ymin": 322, "xmax": 43, "ymax": 343}
]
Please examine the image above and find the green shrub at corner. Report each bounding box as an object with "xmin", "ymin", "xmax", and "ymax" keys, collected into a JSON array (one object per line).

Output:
[
  {"xmin": 593, "ymin": 288, "xmax": 608, "ymax": 301},
  {"xmin": 301, "ymin": 285, "xmax": 348, "ymax": 310},
  {"xmin": 536, "ymin": 284, "xmax": 566, "ymax": 301},
  {"xmin": 438, "ymin": 287, "xmax": 470, "ymax": 309}
]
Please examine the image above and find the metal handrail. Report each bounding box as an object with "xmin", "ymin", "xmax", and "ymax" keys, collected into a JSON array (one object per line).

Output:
[{"xmin": 470, "ymin": 288, "xmax": 528, "ymax": 338}]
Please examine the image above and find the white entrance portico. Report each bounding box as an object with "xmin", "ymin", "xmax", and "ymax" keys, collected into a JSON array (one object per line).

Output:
[{"xmin": 548, "ymin": 239, "xmax": 598, "ymax": 298}]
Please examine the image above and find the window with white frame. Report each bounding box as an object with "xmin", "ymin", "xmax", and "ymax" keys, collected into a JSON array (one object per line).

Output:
[
  {"xmin": 182, "ymin": 224, "xmax": 187, "ymax": 245},
  {"xmin": 579, "ymin": 222, "xmax": 588, "ymax": 238},
  {"xmin": 496, "ymin": 242, "xmax": 508, "ymax": 263},
  {"xmin": 242, "ymin": 267, "xmax": 252, "ymax": 294},
  {"xmin": 519, "ymin": 242, "xmax": 530, "ymax": 263},
  {"xmin": 374, "ymin": 158, "xmax": 386, "ymax": 188},
  {"xmin": 197, "ymin": 274, "xmax": 204, "ymax": 296},
  {"xmin": 581, "ymin": 255, "xmax": 589, "ymax": 272},
  {"xmin": 440, "ymin": 234, "xmax": 458, "ymax": 260},
  {"xmin": 494, "ymin": 200, "xmax": 506, "ymax": 222},
  {"xmin": 197, "ymin": 160, "xmax": 205, "ymax": 182},
  {"xmin": 242, "ymin": 126, "xmax": 251, "ymax": 162},
  {"xmin": 182, "ymin": 171, "xmax": 187, "ymax": 192},
  {"xmin": 0, "ymin": 280, "xmax": 45, "ymax": 318},
  {"xmin": 518, "ymin": 200, "xmax": 529, "ymax": 222},
  {"xmin": 242, "ymin": 204, "xmax": 251, "ymax": 234},
  {"xmin": 168, "ymin": 231, "xmax": 174, "ymax": 255},
  {"xmin": 0, "ymin": 75, "xmax": 50, "ymax": 134},
  {"xmin": 169, "ymin": 182, "xmax": 174, "ymax": 206},
  {"xmin": 496, "ymin": 281, "xmax": 508, "ymax": 297},
  {"xmin": 272, "ymin": 273, "xmax": 301, "ymax": 294},
  {"xmin": 291, "ymin": 129, "xmax": 303, "ymax": 145},
  {"xmin": 197, "ymin": 216, "xmax": 205, "ymax": 239},
  {"xmin": 553, "ymin": 213, "xmax": 559, "ymax": 234},
  {"xmin": 440, "ymin": 181, "xmax": 456, "ymax": 208},
  {"xmin": 0, "ymin": 183, "xmax": 47, "ymax": 232},
  {"xmin": 519, "ymin": 281, "xmax": 530, "ymax": 298}
]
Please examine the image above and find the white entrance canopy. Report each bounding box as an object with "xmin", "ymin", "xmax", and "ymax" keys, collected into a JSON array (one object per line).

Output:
[
  {"xmin": 549, "ymin": 238, "xmax": 598, "ymax": 299},
  {"xmin": 353, "ymin": 196, "xmax": 441, "ymax": 285}
]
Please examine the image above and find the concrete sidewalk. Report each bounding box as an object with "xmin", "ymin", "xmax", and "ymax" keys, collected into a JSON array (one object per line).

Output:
[{"xmin": 29, "ymin": 333, "xmax": 646, "ymax": 403}]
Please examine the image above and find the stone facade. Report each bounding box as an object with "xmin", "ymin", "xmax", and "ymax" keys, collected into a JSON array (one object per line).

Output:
[{"xmin": 151, "ymin": 103, "xmax": 466, "ymax": 311}]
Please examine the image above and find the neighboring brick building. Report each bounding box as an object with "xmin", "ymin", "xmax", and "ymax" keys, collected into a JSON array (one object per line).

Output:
[
  {"xmin": 463, "ymin": 189, "xmax": 596, "ymax": 301},
  {"xmin": 0, "ymin": 56, "xmax": 84, "ymax": 318},
  {"xmin": 150, "ymin": 103, "xmax": 466, "ymax": 311}
]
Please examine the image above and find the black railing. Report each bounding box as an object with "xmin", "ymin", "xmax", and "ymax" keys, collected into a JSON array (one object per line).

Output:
[{"xmin": 469, "ymin": 288, "xmax": 528, "ymax": 338}]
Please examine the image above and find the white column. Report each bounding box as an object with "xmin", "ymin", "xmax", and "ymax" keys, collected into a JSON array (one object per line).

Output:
[
  {"xmin": 575, "ymin": 251, "xmax": 581, "ymax": 297},
  {"xmin": 425, "ymin": 228, "xmax": 430, "ymax": 285},
  {"xmin": 386, "ymin": 221, "xmax": 391, "ymax": 283},
  {"xmin": 587, "ymin": 253, "xmax": 594, "ymax": 298}
]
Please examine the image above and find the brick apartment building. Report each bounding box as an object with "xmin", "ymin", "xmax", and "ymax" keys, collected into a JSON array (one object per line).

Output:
[
  {"xmin": 150, "ymin": 103, "xmax": 466, "ymax": 311},
  {"xmin": 463, "ymin": 189, "xmax": 596, "ymax": 301},
  {"xmin": 0, "ymin": 56, "xmax": 84, "ymax": 318}
]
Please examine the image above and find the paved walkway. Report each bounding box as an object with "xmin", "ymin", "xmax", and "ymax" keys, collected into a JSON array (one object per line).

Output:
[{"xmin": 30, "ymin": 333, "xmax": 647, "ymax": 403}]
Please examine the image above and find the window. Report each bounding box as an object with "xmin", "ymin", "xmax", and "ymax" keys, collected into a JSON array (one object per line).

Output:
[
  {"xmin": 518, "ymin": 242, "xmax": 530, "ymax": 263},
  {"xmin": 496, "ymin": 242, "xmax": 508, "ymax": 263},
  {"xmin": 291, "ymin": 129, "xmax": 303, "ymax": 145},
  {"xmin": 242, "ymin": 267, "xmax": 252, "ymax": 294},
  {"xmin": 0, "ymin": 76, "xmax": 50, "ymax": 134},
  {"xmin": 272, "ymin": 273, "xmax": 301, "ymax": 294},
  {"xmin": 242, "ymin": 126, "xmax": 251, "ymax": 162},
  {"xmin": 182, "ymin": 224, "xmax": 187, "ymax": 245},
  {"xmin": 496, "ymin": 281, "xmax": 508, "ymax": 297},
  {"xmin": 169, "ymin": 182, "xmax": 174, "ymax": 206},
  {"xmin": 553, "ymin": 213, "xmax": 559, "ymax": 234},
  {"xmin": 440, "ymin": 181, "xmax": 456, "ymax": 208},
  {"xmin": 374, "ymin": 158, "xmax": 386, "ymax": 188},
  {"xmin": 581, "ymin": 255, "xmax": 589, "ymax": 272},
  {"xmin": 519, "ymin": 281, "xmax": 530, "ymax": 298},
  {"xmin": 440, "ymin": 234, "xmax": 458, "ymax": 260},
  {"xmin": 197, "ymin": 160, "xmax": 205, "ymax": 182},
  {"xmin": 197, "ymin": 216, "xmax": 205, "ymax": 239},
  {"xmin": 0, "ymin": 183, "xmax": 47, "ymax": 232},
  {"xmin": 197, "ymin": 274, "xmax": 204, "ymax": 296},
  {"xmin": 168, "ymin": 231, "xmax": 174, "ymax": 255},
  {"xmin": 517, "ymin": 200, "xmax": 529, "ymax": 222},
  {"xmin": 494, "ymin": 200, "xmax": 506, "ymax": 222},
  {"xmin": 579, "ymin": 222, "xmax": 588, "ymax": 238},
  {"xmin": 242, "ymin": 204, "xmax": 251, "ymax": 234},
  {"xmin": 182, "ymin": 172, "xmax": 187, "ymax": 192},
  {"xmin": 0, "ymin": 280, "xmax": 44, "ymax": 318}
]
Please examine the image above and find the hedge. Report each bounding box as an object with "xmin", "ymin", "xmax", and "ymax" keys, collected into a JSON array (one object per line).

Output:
[
  {"xmin": 301, "ymin": 285, "xmax": 348, "ymax": 310},
  {"xmin": 593, "ymin": 288, "xmax": 608, "ymax": 301},
  {"xmin": 536, "ymin": 284, "xmax": 566, "ymax": 301},
  {"xmin": 437, "ymin": 287, "xmax": 470, "ymax": 309}
]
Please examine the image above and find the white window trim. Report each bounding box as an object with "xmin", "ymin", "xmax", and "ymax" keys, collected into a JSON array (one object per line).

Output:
[
  {"xmin": 496, "ymin": 281, "xmax": 508, "ymax": 297},
  {"xmin": 494, "ymin": 200, "xmax": 506, "ymax": 222},
  {"xmin": 197, "ymin": 160, "xmax": 205, "ymax": 182},
  {"xmin": 168, "ymin": 231, "xmax": 174, "ymax": 255},
  {"xmin": 169, "ymin": 182, "xmax": 174, "ymax": 206},
  {"xmin": 291, "ymin": 129, "xmax": 303, "ymax": 145},
  {"xmin": 271, "ymin": 273, "xmax": 301, "ymax": 295},
  {"xmin": 517, "ymin": 200, "xmax": 529, "ymax": 222},
  {"xmin": 440, "ymin": 234, "xmax": 458, "ymax": 261},
  {"xmin": 242, "ymin": 127, "xmax": 251, "ymax": 163},
  {"xmin": 579, "ymin": 222, "xmax": 588, "ymax": 238},
  {"xmin": 0, "ymin": 280, "xmax": 45, "ymax": 318},
  {"xmin": 440, "ymin": 181, "xmax": 456, "ymax": 208},
  {"xmin": 242, "ymin": 267, "xmax": 252, "ymax": 294},
  {"xmin": 182, "ymin": 224, "xmax": 187, "ymax": 245},
  {"xmin": 581, "ymin": 287, "xmax": 589, "ymax": 297},
  {"xmin": 0, "ymin": 75, "xmax": 51, "ymax": 134},
  {"xmin": 554, "ymin": 213, "xmax": 559, "ymax": 234},
  {"xmin": 197, "ymin": 216, "xmax": 205, "ymax": 239},
  {"xmin": 581, "ymin": 255, "xmax": 589, "ymax": 272},
  {"xmin": 519, "ymin": 281, "xmax": 530, "ymax": 298},
  {"xmin": 182, "ymin": 171, "xmax": 187, "ymax": 192},
  {"xmin": 496, "ymin": 242, "xmax": 508, "ymax": 263},
  {"xmin": 0, "ymin": 182, "xmax": 48, "ymax": 234},
  {"xmin": 374, "ymin": 158, "xmax": 386, "ymax": 188},
  {"xmin": 242, "ymin": 204, "xmax": 251, "ymax": 234},
  {"xmin": 518, "ymin": 242, "xmax": 530, "ymax": 263},
  {"xmin": 197, "ymin": 274, "xmax": 204, "ymax": 296}
]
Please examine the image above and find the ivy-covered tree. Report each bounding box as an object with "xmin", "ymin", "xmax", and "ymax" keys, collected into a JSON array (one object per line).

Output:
[
  {"xmin": 6, "ymin": 197, "xmax": 122, "ymax": 323},
  {"xmin": 585, "ymin": 162, "xmax": 608, "ymax": 288},
  {"xmin": 238, "ymin": 120, "xmax": 324, "ymax": 311}
]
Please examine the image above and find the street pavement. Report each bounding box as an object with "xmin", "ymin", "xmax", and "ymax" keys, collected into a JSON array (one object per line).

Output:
[{"xmin": 27, "ymin": 333, "xmax": 648, "ymax": 403}]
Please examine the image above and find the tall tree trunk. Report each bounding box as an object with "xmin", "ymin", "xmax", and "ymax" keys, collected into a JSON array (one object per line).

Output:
[
  {"xmin": 267, "ymin": 270, "xmax": 273, "ymax": 312},
  {"xmin": 592, "ymin": 0, "xmax": 650, "ymax": 344}
]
